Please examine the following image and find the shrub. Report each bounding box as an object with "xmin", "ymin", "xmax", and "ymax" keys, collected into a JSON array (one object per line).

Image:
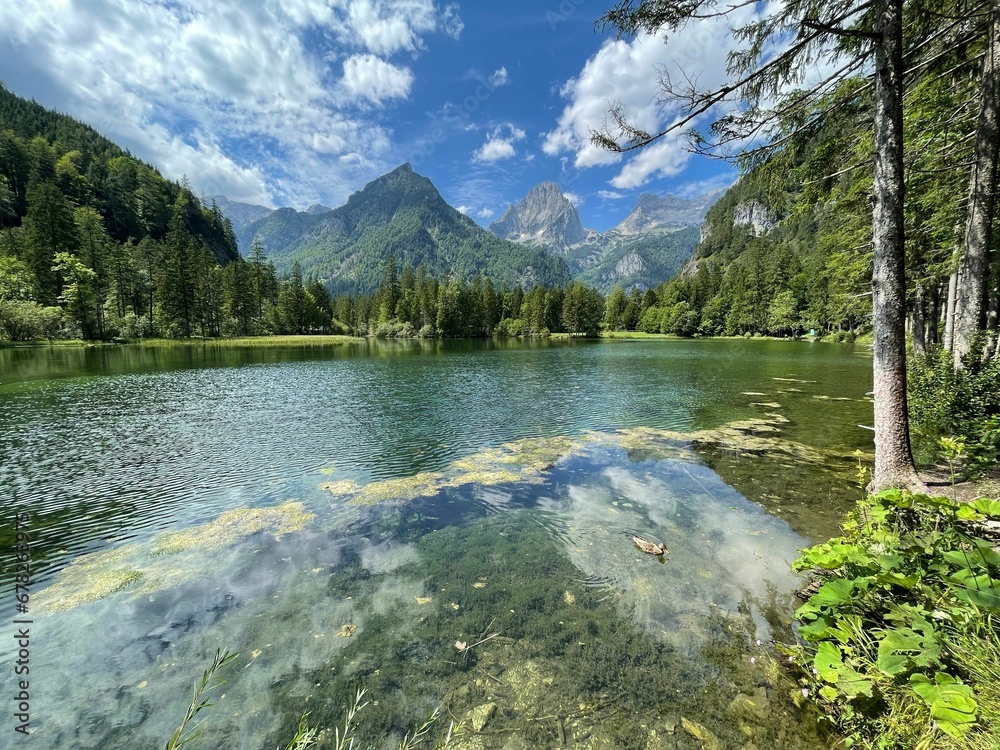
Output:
[
  {"xmin": 0, "ymin": 300, "xmax": 63, "ymax": 340},
  {"xmin": 909, "ymin": 349, "xmax": 1000, "ymax": 471}
]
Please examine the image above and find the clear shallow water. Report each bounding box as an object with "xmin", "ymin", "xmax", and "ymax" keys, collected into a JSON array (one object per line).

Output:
[{"xmin": 0, "ymin": 338, "xmax": 873, "ymax": 748}]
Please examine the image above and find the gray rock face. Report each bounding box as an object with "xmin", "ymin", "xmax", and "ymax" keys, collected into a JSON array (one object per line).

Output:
[
  {"xmin": 489, "ymin": 182, "xmax": 594, "ymax": 252},
  {"xmin": 305, "ymin": 203, "xmax": 332, "ymax": 215},
  {"xmin": 613, "ymin": 190, "xmax": 723, "ymax": 235},
  {"xmin": 732, "ymin": 200, "xmax": 777, "ymax": 236}
]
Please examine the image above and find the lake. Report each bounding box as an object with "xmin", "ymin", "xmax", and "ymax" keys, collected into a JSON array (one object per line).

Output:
[{"xmin": 0, "ymin": 338, "xmax": 873, "ymax": 749}]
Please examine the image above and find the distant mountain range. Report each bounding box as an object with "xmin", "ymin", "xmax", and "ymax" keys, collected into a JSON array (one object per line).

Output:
[
  {"xmin": 215, "ymin": 167, "xmax": 721, "ymax": 293},
  {"xmin": 218, "ymin": 164, "xmax": 570, "ymax": 293},
  {"xmin": 489, "ymin": 183, "xmax": 722, "ymax": 291}
]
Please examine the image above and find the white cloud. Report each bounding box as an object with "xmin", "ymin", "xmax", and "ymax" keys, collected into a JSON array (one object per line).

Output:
[
  {"xmin": 342, "ymin": 54, "xmax": 414, "ymax": 103},
  {"xmin": 598, "ymin": 190, "xmax": 627, "ymax": 200},
  {"xmin": 473, "ymin": 124, "xmax": 526, "ymax": 163},
  {"xmin": 563, "ymin": 192, "xmax": 583, "ymax": 207},
  {"xmin": 476, "ymin": 207, "xmax": 494, "ymax": 219},
  {"xmin": 0, "ymin": 0, "xmax": 459, "ymax": 208},
  {"xmin": 455, "ymin": 204, "xmax": 473, "ymax": 214},
  {"xmin": 543, "ymin": 8, "xmax": 765, "ymax": 188},
  {"xmin": 489, "ymin": 67, "xmax": 510, "ymax": 87}
]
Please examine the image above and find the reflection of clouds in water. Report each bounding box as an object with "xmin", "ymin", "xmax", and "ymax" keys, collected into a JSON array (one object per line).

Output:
[
  {"xmin": 27, "ymin": 532, "xmax": 358, "ymax": 749},
  {"xmin": 547, "ymin": 448, "xmax": 805, "ymax": 646},
  {"xmin": 359, "ymin": 540, "xmax": 420, "ymax": 574}
]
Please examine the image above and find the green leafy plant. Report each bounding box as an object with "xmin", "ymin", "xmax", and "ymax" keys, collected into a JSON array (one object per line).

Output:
[
  {"xmin": 790, "ymin": 490, "xmax": 1000, "ymax": 747},
  {"xmin": 165, "ymin": 649, "xmax": 239, "ymax": 750}
]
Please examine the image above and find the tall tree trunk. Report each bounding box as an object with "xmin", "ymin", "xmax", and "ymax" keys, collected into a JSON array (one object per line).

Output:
[
  {"xmin": 944, "ymin": 271, "xmax": 957, "ymax": 350},
  {"xmin": 871, "ymin": 0, "xmax": 920, "ymax": 491},
  {"xmin": 912, "ymin": 284, "xmax": 927, "ymax": 357},
  {"xmin": 953, "ymin": 8, "xmax": 1000, "ymax": 369},
  {"xmin": 927, "ymin": 282, "xmax": 939, "ymax": 346}
]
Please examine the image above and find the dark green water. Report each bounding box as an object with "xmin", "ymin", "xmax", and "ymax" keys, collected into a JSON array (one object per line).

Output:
[{"xmin": 0, "ymin": 338, "xmax": 873, "ymax": 749}]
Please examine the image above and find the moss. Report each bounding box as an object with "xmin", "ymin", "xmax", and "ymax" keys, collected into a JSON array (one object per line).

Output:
[{"xmin": 150, "ymin": 501, "xmax": 314, "ymax": 555}]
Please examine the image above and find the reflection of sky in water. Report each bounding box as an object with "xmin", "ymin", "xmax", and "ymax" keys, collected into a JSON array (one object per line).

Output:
[
  {"xmin": 14, "ymin": 441, "xmax": 808, "ymax": 748},
  {"xmin": 539, "ymin": 446, "xmax": 806, "ymax": 648}
]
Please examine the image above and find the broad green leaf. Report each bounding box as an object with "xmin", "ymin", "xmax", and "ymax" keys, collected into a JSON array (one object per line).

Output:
[
  {"xmin": 909, "ymin": 673, "xmax": 977, "ymax": 739},
  {"xmin": 875, "ymin": 627, "xmax": 941, "ymax": 676},
  {"xmin": 971, "ymin": 498, "xmax": 1000, "ymax": 518},
  {"xmin": 809, "ymin": 578, "xmax": 864, "ymax": 608},
  {"xmin": 955, "ymin": 504, "xmax": 983, "ymax": 521}
]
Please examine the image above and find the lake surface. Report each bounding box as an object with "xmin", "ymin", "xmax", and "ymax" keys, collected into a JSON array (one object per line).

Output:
[{"xmin": 0, "ymin": 338, "xmax": 873, "ymax": 749}]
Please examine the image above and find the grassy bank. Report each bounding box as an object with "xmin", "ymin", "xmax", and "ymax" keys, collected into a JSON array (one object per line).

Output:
[{"xmin": 0, "ymin": 335, "xmax": 364, "ymax": 349}]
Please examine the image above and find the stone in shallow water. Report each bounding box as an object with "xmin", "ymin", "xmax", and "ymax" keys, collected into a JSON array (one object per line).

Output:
[
  {"xmin": 466, "ymin": 702, "xmax": 496, "ymax": 732},
  {"xmin": 681, "ymin": 717, "xmax": 724, "ymax": 750}
]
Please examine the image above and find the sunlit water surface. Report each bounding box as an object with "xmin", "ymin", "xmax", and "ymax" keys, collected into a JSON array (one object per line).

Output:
[{"xmin": 0, "ymin": 338, "xmax": 874, "ymax": 749}]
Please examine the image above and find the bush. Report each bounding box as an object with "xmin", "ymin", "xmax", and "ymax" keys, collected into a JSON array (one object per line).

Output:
[
  {"xmin": 0, "ymin": 300, "xmax": 63, "ymax": 340},
  {"xmin": 791, "ymin": 490, "xmax": 1000, "ymax": 748},
  {"xmin": 909, "ymin": 350, "xmax": 1000, "ymax": 471}
]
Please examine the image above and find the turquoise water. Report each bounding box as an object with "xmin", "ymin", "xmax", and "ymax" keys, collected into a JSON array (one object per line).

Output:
[{"xmin": 0, "ymin": 338, "xmax": 872, "ymax": 748}]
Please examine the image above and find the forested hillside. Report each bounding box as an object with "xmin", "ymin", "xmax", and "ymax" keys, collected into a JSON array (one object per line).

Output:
[
  {"xmin": 0, "ymin": 83, "xmax": 240, "ymax": 339},
  {"xmin": 632, "ymin": 45, "xmax": 997, "ymax": 353}
]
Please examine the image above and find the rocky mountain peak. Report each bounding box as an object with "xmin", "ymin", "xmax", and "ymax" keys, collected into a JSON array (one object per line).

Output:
[
  {"xmin": 613, "ymin": 190, "xmax": 723, "ymax": 235},
  {"xmin": 489, "ymin": 181, "xmax": 589, "ymax": 251}
]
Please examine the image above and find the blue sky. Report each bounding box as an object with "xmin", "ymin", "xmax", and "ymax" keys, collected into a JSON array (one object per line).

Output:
[{"xmin": 0, "ymin": 0, "xmax": 750, "ymax": 232}]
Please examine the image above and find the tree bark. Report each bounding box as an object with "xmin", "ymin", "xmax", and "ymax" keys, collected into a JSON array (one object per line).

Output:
[
  {"xmin": 912, "ymin": 284, "xmax": 926, "ymax": 358},
  {"xmin": 944, "ymin": 271, "xmax": 957, "ymax": 351},
  {"xmin": 927, "ymin": 282, "xmax": 939, "ymax": 346},
  {"xmin": 953, "ymin": 7, "xmax": 1000, "ymax": 369},
  {"xmin": 870, "ymin": 0, "xmax": 921, "ymax": 492}
]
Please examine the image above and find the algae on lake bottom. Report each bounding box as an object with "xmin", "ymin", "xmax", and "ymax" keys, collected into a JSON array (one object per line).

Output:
[{"xmin": 35, "ymin": 501, "xmax": 315, "ymax": 612}]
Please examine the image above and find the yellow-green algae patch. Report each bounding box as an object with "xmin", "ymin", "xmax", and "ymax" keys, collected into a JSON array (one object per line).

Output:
[
  {"xmin": 615, "ymin": 426, "xmax": 698, "ymax": 463},
  {"xmin": 34, "ymin": 545, "xmax": 145, "ymax": 613},
  {"xmin": 348, "ymin": 472, "xmax": 444, "ymax": 506},
  {"xmin": 36, "ymin": 502, "xmax": 315, "ymax": 613},
  {"xmin": 326, "ymin": 435, "xmax": 598, "ymax": 505},
  {"xmin": 319, "ymin": 479, "xmax": 362, "ymax": 496},
  {"xmin": 446, "ymin": 435, "xmax": 592, "ymax": 487},
  {"xmin": 150, "ymin": 501, "xmax": 314, "ymax": 555}
]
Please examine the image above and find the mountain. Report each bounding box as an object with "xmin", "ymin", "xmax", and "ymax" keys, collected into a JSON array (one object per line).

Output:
[
  {"xmin": 305, "ymin": 203, "xmax": 332, "ymax": 215},
  {"xmin": 489, "ymin": 182, "xmax": 599, "ymax": 252},
  {"xmin": 231, "ymin": 164, "xmax": 571, "ymax": 292},
  {"xmin": 612, "ymin": 190, "xmax": 724, "ymax": 235},
  {"xmin": 206, "ymin": 195, "xmax": 273, "ymax": 242},
  {"xmin": 488, "ymin": 182, "xmax": 721, "ymax": 292}
]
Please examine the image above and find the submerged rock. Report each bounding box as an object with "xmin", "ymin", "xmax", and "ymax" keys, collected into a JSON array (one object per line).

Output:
[
  {"xmin": 681, "ymin": 717, "xmax": 724, "ymax": 750},
  {"xmin": 466, "ymin": 702, "xmax": 496, "ymax": 732}
]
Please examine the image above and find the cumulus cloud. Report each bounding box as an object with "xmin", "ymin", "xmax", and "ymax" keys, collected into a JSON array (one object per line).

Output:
[
  {"xmin": 342, "ymin": 54, "xmax": 414, "ymax": 103},
  {"xmin": 489, "ymin": 67, "xmax": 510, "ymax": 87},
  {"xmin": 473, "ymin": 124, "xmax": 526, "ymax": 163},
  {"xmin": 0, "ymin": 0, "xmax": 461, "ymax": 207},
  {"xmin": 476, "ymin": 207, "xmax": 494, "ymax": 218},
  {"xmin": 542, "ymin": 7, "xmax": 765, "ymax": 189},
  {"xmin": 563, "ymin": 191, "xmax": 583, "ymax": 207},
  {"xmin": 598, "ymin": 189, "xmax": 627, "ymax": 200},
  {"xmin": 455, "ymin": 204, "xmax": 473, "ymax": 214}
]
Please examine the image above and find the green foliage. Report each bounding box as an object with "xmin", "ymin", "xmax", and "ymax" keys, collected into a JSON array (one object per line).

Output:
[
  {"xmin": 0, "ymin": 299, "xmax": 62, "ymax": 340},
  {"xmin": 0, "ymin": 84, "xmax": 239, "ymax": 340},
  {"xmin": 909, "ymin": 350, "xmax": 1000, "ymax": 472},
  {"xmin": 165, "ymin": 649, "xmax": 239, "ymax": 750},
  {"xmin": 791, "ymin": 490, "xmax": 1000, "ymax": 747}
]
